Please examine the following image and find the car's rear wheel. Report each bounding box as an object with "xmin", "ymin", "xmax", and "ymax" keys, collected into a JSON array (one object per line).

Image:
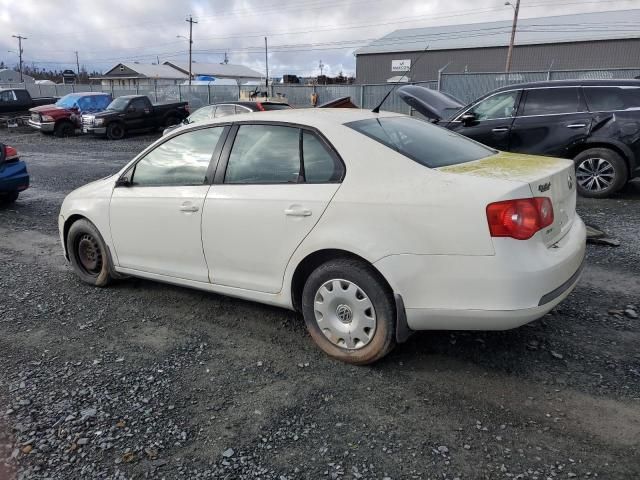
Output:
[
  {"xmin": 574, "ymin": 148, "xmax": 628, "ymax": 198},
  {"xmin": 106, "ymin": 122, "xmax": 125, "ymax": 140},
  {"xmin": 54, "ymin": 121, "xmax": 74, "ymax": 138},
  {"xmin": 164, "ymin": 115, "xmax": 181, "ymax": 127},
  {"xmin": 67, "ymin": 219, "xmax": 112, "ymax": 287},
  {"xmin": 301, "ymin": 258, "xmax": 396, "ymax": 364}
]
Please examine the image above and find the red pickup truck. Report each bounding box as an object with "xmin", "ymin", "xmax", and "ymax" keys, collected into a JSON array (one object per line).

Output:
[{"xmin": 28, "ymin": 92, "xmax": 112, "ymax": 137}]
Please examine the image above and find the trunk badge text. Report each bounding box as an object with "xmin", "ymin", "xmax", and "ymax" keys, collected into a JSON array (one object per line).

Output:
[
  {"xmin": 538, "ymin": 182, "xmax": 551, "ymax": 193},
  {"xmin": 568, "ymin": 174, "xmax": 574, "ymax": 190}
]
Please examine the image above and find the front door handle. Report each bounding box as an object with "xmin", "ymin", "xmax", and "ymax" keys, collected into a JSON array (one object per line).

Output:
[
  {"xmin": 284, "ymin": 207, "xmax": 312, "ymax": 217},
  {"xmin": 491, "ymin": 127, "xmax": 510, "ymax": 133},
  {"xmin": 567, "ymin": 123, "xmax": 587, "ymax": 129},
  {"xmin": 180, "ymin": 204, "xmax": 199, "ymax": 213}
]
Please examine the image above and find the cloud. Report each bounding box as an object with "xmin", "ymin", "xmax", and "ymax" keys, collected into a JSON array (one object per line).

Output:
[{"xmin": 0, "ymin": 0, "xmax": 635, "ymax": 77}]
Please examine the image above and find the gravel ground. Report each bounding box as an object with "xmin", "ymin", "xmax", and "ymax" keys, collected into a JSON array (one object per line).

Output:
[{"xmin": 0, "ymin": 127, "xmax": 639, "ymax": 480}]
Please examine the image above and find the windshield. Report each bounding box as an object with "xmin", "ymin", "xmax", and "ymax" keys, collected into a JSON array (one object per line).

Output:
[
  {"xmin": 107, "ymin": 97, "xmax": 130, "ymax": 111},
  {"xmin": 55, "ymin": 94, "xmax": 81, "ymax": 109},
  {"xmin": 345, "ymin": 116, "xmax": 495, "ymax": 168}
]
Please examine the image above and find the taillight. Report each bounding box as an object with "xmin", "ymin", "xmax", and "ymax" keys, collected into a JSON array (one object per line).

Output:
[
  {"xmin": 255, "ymin": 102, "xmax": 265, "ymax": 111},
  {"xmin": 486, "ymin": 197, "xmax": 554, "ymax": 240},
  {"xmin": 4, "ymin": 145, "xmax": 19, "ymax": 160}
]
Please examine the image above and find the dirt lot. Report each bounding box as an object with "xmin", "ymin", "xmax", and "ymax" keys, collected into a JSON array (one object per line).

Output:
[{"xmin": 0, "ymin": 127, "xmax": 639, "ymax": 480}]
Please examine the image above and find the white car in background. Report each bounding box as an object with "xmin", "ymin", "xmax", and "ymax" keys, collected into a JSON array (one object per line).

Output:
[{"xmin": 58, "ymin": 109, "xmax": 586, "ymax": 364}]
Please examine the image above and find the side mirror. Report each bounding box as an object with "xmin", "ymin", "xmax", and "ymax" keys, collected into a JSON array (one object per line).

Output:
[
  {"xmin": 460, "ymin": 112, "xmax": 477, "ymax": 126},
  {"xmin": 115, "ymin": 177, "xmax": 131, "ymax": 188},
  {"xmin": 127, "ymin": 106, "xmax": 136, "ymax": 113}
]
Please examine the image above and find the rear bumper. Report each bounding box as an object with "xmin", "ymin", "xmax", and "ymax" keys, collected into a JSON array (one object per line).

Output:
[
  {"xmin": 375, "ymin": 216, "xmax": 586, "ymax": 331},
  {"xmin": 27, "ymin": 119, "xmax": 55, "ymax": 132}
]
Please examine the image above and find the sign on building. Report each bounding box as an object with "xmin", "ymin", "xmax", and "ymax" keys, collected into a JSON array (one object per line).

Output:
[{"xmin": 391, "ymin": 59, "xmax": 411, "ymax": 72}]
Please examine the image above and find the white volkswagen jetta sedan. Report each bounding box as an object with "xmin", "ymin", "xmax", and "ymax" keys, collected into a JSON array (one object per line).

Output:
[{"xmin": 59, "ymin": 109, "xmax": 586, "ymax": 364}]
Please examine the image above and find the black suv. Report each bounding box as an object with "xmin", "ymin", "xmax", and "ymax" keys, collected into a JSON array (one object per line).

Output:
[{"xmin": 399, "ymin": 80, "xmax": 640, "ymax": 198}]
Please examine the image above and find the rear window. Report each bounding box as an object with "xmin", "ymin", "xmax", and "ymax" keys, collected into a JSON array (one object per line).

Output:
[
  {"xmin": 260, "ymin": 103, "xmax": 291, "ymax": 111},
  {"xmin": 345, "ymin": 116, "xmax": 494, "ymax": 168},
  {"xmin": 583, "ymin": 87, "xmax": 640, "ymax": 112}
]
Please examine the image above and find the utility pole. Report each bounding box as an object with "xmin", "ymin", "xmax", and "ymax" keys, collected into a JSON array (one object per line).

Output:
[
  {"xmin": 264, "ymin": 37, "xmax": 269, "ymax": 92},
  {"xmin": 12, "ymin": 35, "xmax": 27, "ymax": 83},
  {"xmin": 186, "ymin": 15, "xmax": 198, "ymax": 86},
  {"xmin": 319, "ymin": 60, "xmax": 325, "ymax": 84},
  {"xmin": 75, "ymin": 51, "xmax": 80, "ymax": 76},
  {"xmin": 505, "ymin": 0, "xmax": 520, "ymax": 72}
]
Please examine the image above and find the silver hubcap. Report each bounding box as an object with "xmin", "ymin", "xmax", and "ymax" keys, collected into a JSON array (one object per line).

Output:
[
  {"xmin": 576, "ymin": 157, "xmax": 615, "ymax": 192},
  {"xmin": 313, "ymin": 279, "xmax": 376, "ymax": 350}
]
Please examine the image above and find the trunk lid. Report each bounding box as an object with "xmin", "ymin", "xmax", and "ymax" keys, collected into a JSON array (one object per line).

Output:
[
  {"xmin": 397, "ymin": 85, "xmax": 465, "ymax": 121},
  {"xmin": 439, "ymin": 152, "xmax": 577, "ymax": 246}
]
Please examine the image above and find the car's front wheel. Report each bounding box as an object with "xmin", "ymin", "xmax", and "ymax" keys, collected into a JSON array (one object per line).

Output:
[
  {"xmin": 67, "ymin": 219, "xmax": 113, "ymax": 287},
  {"xmin": 106, "ymin": 122, "xmax": 125, "ymax": 140},
  {"xmin": 301, "ymin": 258, "xmax": 396, "ymax": 364},
  {"xmin": 574, "ymin": 148, "xmax": 628, "ymax": 198}
]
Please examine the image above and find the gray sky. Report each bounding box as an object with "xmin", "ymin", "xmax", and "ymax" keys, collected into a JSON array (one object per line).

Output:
[{"xmin": 0, "ymin": 0, "xmax": 637, "ymax": 77}]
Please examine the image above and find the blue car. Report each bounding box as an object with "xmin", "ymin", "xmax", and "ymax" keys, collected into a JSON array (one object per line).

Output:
[{"xmin": 0, "ymin": 143, "xmax": 29, "ymax": 204}]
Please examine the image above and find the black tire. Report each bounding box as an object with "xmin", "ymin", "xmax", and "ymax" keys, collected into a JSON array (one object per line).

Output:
[
  {"xmin": 0, "ymin": 191, "xmax": 19, "ymax": 204},
  {"xmin": 66, "ymin": 219, "xmax": 113, "ymax": 287},
  {"xmin": 54, "ymin": 121, "xmax": 74, "ymax": 138},
  {"xmin": 106, "ymin": 122, "xmax": 125, "ymax": 140},
  {"xmin": 301, "ymin": 258, "xmax": 396, "ymax": 365},
  {"xmin": 164, "ymin": 115, "xmax": 180, "ymax": 128},
  {"xmin": 574, "ymin": 148, "xmax": 628, "ymax": 198}
]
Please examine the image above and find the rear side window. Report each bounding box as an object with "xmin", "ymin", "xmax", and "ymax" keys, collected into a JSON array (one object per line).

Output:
[
  {"xmin": 132, "ymin": 127, "xmax": 224, "ymax": 186},
  {"xmin": 522, "ymin": 88, "xmax": 581, "ymax": 116},
  {"xmin": 346, "ymin": 116, "xmax": 494, "ymax": 168},
  {"xmin": 225, "ymin": 125, "xmax": 300, "ymax": 184},
  {"xmin": 215, "ymin": 105, "xmax": 237, "ymax": 118},
  {"xmin": 583, "ymin": 87, "xmax": 640, "ymax": 112},
  {"xmin": 302, "ymin": 131, "xmax": 344, "ymax": 182}
]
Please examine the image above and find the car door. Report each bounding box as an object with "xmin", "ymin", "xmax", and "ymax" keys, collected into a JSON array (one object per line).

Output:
[
  {"xmin": 509, "ymin": 87, "xmax": 593, "ymax": 157},
  {"xmin": 127, "ymin": 97, "xmax": 153, "ymax": 130},
  {"xmin": 201, "ymin": 123, "xmax": 345, "ymax": 293},
  {"xmin": 447, "ymin": 89, "xmax": 521, "ymax": 150},
  {"xmin": 110, "ymin": 126, "xmax": 227, "ymax": 282}
]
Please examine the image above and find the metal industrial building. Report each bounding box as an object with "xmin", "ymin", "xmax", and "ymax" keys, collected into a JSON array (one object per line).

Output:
[{"xmin": 354, "ymin": 9, "xmax": 640, "ymax": 83}]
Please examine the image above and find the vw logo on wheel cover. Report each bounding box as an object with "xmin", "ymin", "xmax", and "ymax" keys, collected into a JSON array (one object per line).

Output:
[{"xmin": 336, "ymin": 304, "xmax": 353, "ymax": 323}]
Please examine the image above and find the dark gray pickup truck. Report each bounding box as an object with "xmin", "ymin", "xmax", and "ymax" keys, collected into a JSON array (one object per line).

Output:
[
  {"xmin": 0, "ymin": 88, "xmax": 57, "ymax": 115},
  {"xmin": 81, "ymin": 95, "xmax": 189, "ymax": 140}
]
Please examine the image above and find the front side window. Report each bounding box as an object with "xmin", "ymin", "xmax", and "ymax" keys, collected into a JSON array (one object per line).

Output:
[
  {"xmin": 583, "ymin": 86, "xmax": 640, "ymax": 112},
  {"xmin": 225, "ymin": 125, "xmax": 300, "ymax": 184},
  {"xmin": 130, "ymin": 98, "xmax": 149, "ymax": 111},
  {"xmin": 469, "ymin": 90, "xmax": 519, "ymax": 120},
  {"xmin": 346, "ymin": 116, "xmax": 494, "ymax": 168},
  {"xmin": 132, "ymin": 127, "xmax": 223, "ymax": 186},
  {"xmin": 302, "ymin": 131, "xmax": 343, "ymax": 182},
  {"xmin": 522, "ymin": 88, "xmax": 580, "ymax": 116}
]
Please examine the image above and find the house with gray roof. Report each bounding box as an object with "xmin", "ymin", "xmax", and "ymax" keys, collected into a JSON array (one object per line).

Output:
[
  {"xmin": 92, "ymin": 63, "xmax": 188, "ymax": 88},
  {"xmin": 355, "ymin": 9, "xmax": 640, "ymax": 83},
  {"xmin": 163, "ymin": 61, "xmax": 263, "ymax": 83}
]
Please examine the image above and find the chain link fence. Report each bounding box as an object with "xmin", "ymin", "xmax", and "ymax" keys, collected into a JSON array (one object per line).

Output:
[{"xmin": 2, "ymin": 69, "xmax": 638, "ymax": 114}]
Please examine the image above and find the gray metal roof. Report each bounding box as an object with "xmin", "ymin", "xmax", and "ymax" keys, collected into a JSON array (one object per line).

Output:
[
  {"xmin": 355, "ymin": 9, "xmax": 640, "ymax": 55},
  {"xmin": 163, "ymin": 61, "xmax": 263, "ymax": 79},
  {"xmin": 101, "ymin": 63, "xmax": 188, "ymax": 79}
]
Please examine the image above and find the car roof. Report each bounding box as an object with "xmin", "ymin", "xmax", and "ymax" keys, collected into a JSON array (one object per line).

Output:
[
  {"xmin": 66, "ymin": 92, "xmax": 111, "ymax": 97},
  {"xmin": 203, "ymin": 101, "xmax": 291, "ymax": 110},
  {"xmin": 491, "ymin": 79, "xmax": 640, "ymax": 93},
  {"xmin": 178, "ymin": 108, "xmax": 401, "ymax": 132}
]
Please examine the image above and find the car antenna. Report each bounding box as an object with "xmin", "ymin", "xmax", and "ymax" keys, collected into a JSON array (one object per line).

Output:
[{"xmin": 371, "ymin": 45, "xmax": 429, "ymax": 114}]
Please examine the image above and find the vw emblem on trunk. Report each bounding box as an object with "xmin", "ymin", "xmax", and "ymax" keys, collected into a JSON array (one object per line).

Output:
[{"xmin": 568, "ymin": 174, "xmax": 574, "ymax": 190}]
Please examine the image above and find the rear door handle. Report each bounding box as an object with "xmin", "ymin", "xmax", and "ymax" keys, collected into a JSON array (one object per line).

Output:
[
  {"xmin": 567, "ymin": 123, "xmax": 587, "ymax": 129},
  {"xmin": 180, "ymin": 204, "xmax": 199, "ymax": 213},
  {"xmin": 491, "ymin": 127, "xmax": 510, "ymax": 133},
  {"xmin": 284, "ymin": 208, "xmax": 312, "ymax": 217}
]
